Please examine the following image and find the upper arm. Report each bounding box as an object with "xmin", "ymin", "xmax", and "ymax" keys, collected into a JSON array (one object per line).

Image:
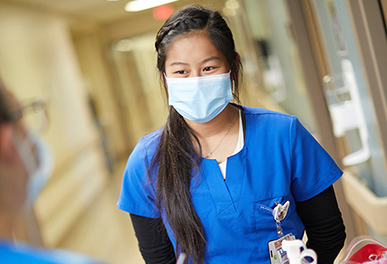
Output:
[
  {"xmin": 295, "ymin": 185, "xmax": 340, "ymax": 224},
  {"xmin": 117, "ymin": 138, "xmax": 160, "ymax": 218},
  {"xmin": 289, "ymin": 117, "xmax": 343, "ymax": 202}
]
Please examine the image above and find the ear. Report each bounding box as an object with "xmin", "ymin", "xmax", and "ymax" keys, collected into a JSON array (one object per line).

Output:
[
  {"xmin": 0, "ymin": 123, "xmax": 18, "ymax": 164},
  {"xmin": 160, "ymin": 71, "xmax": 167, "ymax": 85},
  {"xmin": 236, "ymin": 52, "xmax": 241, "ymax": 63},
  {"xmin": 230, "ymin": 53, "xmax": 241, "ymax": 80},
  {"xmin": 160, "ymin": 71, "xmax": 169, "ymax": 97},
  {"xmin": 234, "ymin": 52, "xmax": 241, "ymax": 73}
]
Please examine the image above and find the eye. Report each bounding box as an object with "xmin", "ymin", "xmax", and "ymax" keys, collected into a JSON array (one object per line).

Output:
[
  {"xmin": 175, "ymin": 70, "xmax": 188, "ymax": 75},
  {"xmin": 203, "ymin": 67, "xmax": 215, "ymax": 72}
]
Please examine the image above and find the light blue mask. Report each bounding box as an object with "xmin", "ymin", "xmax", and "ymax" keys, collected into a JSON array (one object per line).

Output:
[
  {"xmin": 166, "ymin": 71, "xmax": 233, "ymax": 123},
  {"xmin": 14, "ymin": 130, "xmax": 53, "ymax": 208}
]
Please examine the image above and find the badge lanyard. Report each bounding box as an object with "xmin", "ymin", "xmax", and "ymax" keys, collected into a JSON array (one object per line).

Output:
[
  {"xmin": 268, "ymin": 201, "xmax": 296, "ymax": 264},
  {"xmin": 273, "ymin": 201, "xmax": 290, "ymax": 237}
]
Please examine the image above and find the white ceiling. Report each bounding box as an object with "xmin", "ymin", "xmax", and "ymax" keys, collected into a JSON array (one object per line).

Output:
[
  {"xmin": 2, "ymin": 0, "xmax": 132, "ymax": 23},
  {"xmin": 1, "ymin": 0, "xmax": 228, "ymax": 31}
]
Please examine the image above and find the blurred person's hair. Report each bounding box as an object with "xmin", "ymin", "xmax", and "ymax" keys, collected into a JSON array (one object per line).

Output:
[{"xmin": 0, "ymin": 79, "xmax": 13, "ymax": 124}]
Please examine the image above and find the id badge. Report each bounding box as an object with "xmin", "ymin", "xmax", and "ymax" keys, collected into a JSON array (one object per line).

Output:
[{"xmin": 268, "ymin": 233, "xmax": 296, "ymax": 264}]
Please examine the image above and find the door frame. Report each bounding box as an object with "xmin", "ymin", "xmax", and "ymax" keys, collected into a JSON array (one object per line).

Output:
[
  {"xmin": 285, "ymin": 0, "xmax": 357, "ymax": 242},
  {"xmin": 345, "ymin": 0, "xmax": 387, "ymax": 167}
]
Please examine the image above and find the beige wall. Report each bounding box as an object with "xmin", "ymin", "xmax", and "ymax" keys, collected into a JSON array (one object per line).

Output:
[
  {"xmin": 72, "ymin": 31, "xmax": 129, "ymax": 159},
  {"xmin": 0, "ymin": 2, "xmax": 108, "ymax": 247},
  {"xmin": 0, "ymin": 2, "xmax": 95, "ymax": 168}
]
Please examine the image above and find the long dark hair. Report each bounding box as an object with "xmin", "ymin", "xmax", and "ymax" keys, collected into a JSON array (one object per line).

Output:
[{"xmin": 151, "ymin": 5, "xmax": 242, "ymax": 263}]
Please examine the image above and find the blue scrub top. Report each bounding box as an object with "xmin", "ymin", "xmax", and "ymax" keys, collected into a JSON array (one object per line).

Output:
[
  {"xmin": 0, "ymin": 239, "xmax": 102, "ymax": 264},
  {"xmin": 117, "ymin": 106, "xmax": 343, "ymax": 263}
]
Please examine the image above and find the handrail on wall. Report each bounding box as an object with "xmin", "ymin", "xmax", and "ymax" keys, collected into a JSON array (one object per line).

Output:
[{"xmin": 342, "ymin": 170, "xmax": 387, "ymax": 235}]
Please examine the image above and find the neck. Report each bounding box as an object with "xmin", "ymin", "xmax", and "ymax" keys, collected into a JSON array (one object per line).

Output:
[
  {"xmin": 186, "ymin": 104, "xmax": 237, "ymax": 138},
  {"xmin": 186, "ymin": 104, "xmax": 239, "ymax": 160}
]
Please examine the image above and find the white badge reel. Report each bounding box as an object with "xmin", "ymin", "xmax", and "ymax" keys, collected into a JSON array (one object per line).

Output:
[
  {"xmin": 268, "ymin": 201, "xmax": 296, "ymax": 264},
  {"xmin": 273, "ymin": 201, "xmax": 290, "ymax": 236}
]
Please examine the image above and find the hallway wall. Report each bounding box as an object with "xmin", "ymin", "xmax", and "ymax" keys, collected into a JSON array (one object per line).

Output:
[{"xmin": 0, "ymin": 1, "xmax": 109, "ymax": 248}]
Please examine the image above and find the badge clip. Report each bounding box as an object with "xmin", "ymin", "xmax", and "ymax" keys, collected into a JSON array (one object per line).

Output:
[{"xmin": 272, "ymin": 201, "xmax": 290, "ymax": 237}]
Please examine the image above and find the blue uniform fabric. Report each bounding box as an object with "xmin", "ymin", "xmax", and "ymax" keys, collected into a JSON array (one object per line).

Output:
[
  {"xmin": 117, "ymin": 106, "xmax": 343, "ymax": 263},
  {"xmin": 0, "ymin": 239, "xmax": 102, "ymax": 264}
]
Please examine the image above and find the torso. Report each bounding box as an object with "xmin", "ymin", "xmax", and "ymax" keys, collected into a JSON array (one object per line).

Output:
[{"xmin": 118, "ymin": 105, "xmax": 343, "ymax": 263}]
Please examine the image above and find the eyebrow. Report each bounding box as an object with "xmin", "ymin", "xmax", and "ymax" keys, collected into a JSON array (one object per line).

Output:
[
  {"xmin": 168, "ymin": 56, "xmax": 221, "ymax": 67},
  {"xmin": 202, "ymin": 56, "xmax": 221, "ymax": 64},
  {"xmin": 169, "ymin": 61, "xmax": 189, "ymax": 67}
]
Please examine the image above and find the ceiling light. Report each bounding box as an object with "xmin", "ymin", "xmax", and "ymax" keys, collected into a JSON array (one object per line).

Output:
[
  {"xmin": 125, "ymin": 0, "xmax": 178, "ymax": 12},
  {"xmin": 225, "ymin": 0, "xmax": 240, "ymax": 10}
]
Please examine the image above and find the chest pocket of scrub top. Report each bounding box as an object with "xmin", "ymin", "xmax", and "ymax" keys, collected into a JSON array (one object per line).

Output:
[{"xmin": 254, "ymin": 196, "xmax": 299, "ymax": 251}]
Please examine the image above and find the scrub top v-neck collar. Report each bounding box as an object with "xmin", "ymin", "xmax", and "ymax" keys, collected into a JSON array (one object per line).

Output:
[
  {"xmin": 218, "ymin": 108, "xmax": 244, "ymax": 179},
  {"xmin": 199, "ymin": 106, "xmax": 249, "ymax": 215}
]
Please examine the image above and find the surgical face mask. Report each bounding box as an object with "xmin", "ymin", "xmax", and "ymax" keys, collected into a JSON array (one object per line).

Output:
[
  {"xmin": 14, "ymin": 129, "xmax": 53, "ymax": 207},
  {"xmin": 166, "ymin": 71, "xmax": 233, "ymax": 123}
]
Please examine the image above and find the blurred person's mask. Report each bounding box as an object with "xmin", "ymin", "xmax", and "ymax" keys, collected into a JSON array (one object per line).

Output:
[
  {"xmin": 14, "ymin": 129, "xmax": 53, "ymax": 207},
  {"xmin": 166, "ymin": 71, "xmax": 233, "ymax": 123}
]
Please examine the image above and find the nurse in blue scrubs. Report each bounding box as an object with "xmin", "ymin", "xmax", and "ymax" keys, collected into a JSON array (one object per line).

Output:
[
  {"xmin": 117, "ymin": 5, "xmax": 346, "ymax": 264},
  {"xmin": 0, "ymin": 80, "xmax": 102, "ymax": 263}
]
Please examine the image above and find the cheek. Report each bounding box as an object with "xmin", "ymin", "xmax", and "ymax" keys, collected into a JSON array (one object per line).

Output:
[
  {"xmin": 163, "ymin": 68, "xmax": 175, "ymax": 78},
  {"xmin": 0, "ymin": 167, "xmax": 28, "ymax": 210}
]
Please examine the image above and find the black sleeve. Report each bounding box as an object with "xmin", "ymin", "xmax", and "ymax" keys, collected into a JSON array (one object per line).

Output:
[
  {"xmin": 130, "ymin": 214, "xmax": 176, "ymax": 264},
  {"xmin": 296, "ymin": 185, "xmax": 346, "ymax": 264}
]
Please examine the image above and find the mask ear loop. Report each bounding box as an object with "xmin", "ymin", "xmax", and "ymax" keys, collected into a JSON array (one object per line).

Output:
[
  {"xmin": 13, "ymin": 129, "xmax": 53, "ymax": 207},
  {"xmin": 13, "ymin": 128, "xmax": 37, "ymax": 178}
]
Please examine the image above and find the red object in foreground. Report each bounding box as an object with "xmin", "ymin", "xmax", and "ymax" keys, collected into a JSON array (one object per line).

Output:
[
  {"xmin": 349, "ymin": 244, "xmax": 387, "ymax": 262},
  {"xmin": 340, "ymin": 236, "xmax": 387, "ymax": 263}
]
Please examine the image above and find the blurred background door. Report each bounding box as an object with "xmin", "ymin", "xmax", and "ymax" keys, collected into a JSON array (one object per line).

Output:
[{"xmin": 309, "ymin": 0, "xmax": 387, "ymax": 243}]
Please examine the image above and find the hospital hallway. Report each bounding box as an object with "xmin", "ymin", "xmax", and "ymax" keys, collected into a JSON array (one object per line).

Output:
[{"xmin": 1, "ymin": 0, "xmax": 387, "ymax": 263}]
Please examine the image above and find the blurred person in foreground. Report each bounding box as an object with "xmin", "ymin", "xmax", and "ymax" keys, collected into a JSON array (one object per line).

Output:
[{"xmin": 0, "ymin": 78, "xmax": 102, "ymax": 263}]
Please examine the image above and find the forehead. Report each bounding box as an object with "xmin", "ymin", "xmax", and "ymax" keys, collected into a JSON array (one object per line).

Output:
[{"xmin": 165, "ymin": 32, "xmax": 225, "ymax": 64}]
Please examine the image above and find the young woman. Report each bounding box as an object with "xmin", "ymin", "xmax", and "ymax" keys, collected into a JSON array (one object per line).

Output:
[{"xmin": 117, "ymin": 5, "xmax": 346, "ymax": 264}]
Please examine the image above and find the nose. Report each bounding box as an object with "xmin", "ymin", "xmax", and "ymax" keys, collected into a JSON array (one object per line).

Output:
[{"xmin": 189, "ymin": 69, "xmax": 202, "ymax": 78}]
